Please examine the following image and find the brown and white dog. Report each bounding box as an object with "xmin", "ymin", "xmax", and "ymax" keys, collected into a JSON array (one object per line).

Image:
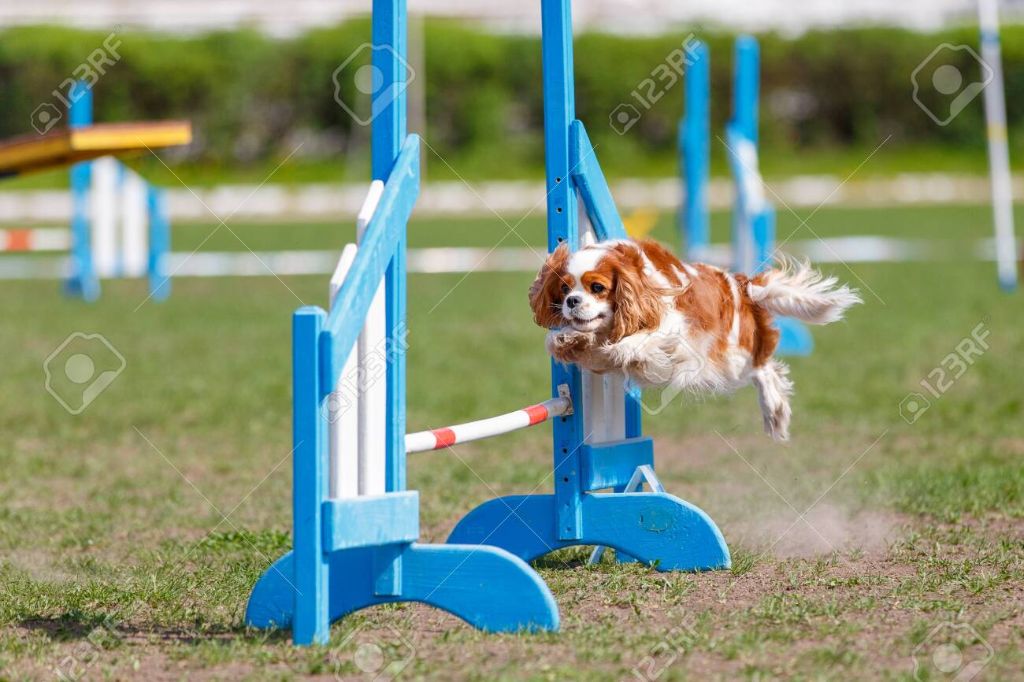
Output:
[{"xmin": 529, "ymin": 239, "xmax": 861, "ymax": 441}]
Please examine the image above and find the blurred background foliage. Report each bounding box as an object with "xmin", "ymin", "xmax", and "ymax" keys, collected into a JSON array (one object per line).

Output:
[{"xmin": 0, "ymin": 19, "xmax": 1020, "ymax": 182}]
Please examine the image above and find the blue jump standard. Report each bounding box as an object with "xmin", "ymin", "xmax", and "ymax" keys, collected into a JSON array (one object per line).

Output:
[
  {"xmin": 445, "ymin": 0, "xmax": 729, "ymax": 574},
  {"xmin": 244, "ymin": 0, "xmax": 559, "ymax": 645}
]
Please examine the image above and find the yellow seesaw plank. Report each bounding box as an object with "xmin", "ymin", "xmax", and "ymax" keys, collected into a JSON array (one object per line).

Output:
[{"xmin": 0, "ymin": 121, "xmax": 192, "ymax": 178}]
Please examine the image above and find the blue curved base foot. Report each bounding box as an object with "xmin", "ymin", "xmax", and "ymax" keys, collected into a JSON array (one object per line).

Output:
[
  {"xmin": 246, "ymin": 542, "xmax": 559, "ymax": 637},
  {"xmin": 776, "ymin": 316, "xmax": 813, "ymax": 356},
  {"xmin": 447, "ymin": 492, "xmax": 730, "ymax": 572}
]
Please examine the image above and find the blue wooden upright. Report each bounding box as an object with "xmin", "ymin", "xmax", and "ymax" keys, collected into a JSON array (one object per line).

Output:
[
  {"xmin": 680, "ymin": 36, "xmax": 812, "ymax": 355},
  {"xmin": 64, "ymin": 81, "xmax": 100, "ymax": 302},
  {"xmin": 245, "ymin": 0, "xmax": 559, "ymax": 645},
  {"xmin": 679, "ymin": 40, "xmax": 710, "ymax": 262},
  {"xmin": 447, "ymin": 0, "xmax": 730, "ymax": 574},
  {"xmin": 726, "ymin": 36, "xmax": 812, "ymax": 355}
]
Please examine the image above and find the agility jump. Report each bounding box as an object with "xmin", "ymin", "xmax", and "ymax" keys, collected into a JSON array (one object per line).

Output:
[
  {"xmin": 246, "ymin": 0, "xmax": 729, "ymax": 646},
  {"xmin": 0, "ymin": 81, "xmax": 189, "ymax": 301}
]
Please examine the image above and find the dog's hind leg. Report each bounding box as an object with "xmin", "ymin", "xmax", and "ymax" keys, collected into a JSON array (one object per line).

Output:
[{"xmin": 751, "ymin": 360, "xmax": 794, "ymax": 442}]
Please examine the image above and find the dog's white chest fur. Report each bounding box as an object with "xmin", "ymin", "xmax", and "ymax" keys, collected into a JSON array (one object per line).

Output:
[{"xmin": 591, "ymin": 305, "xmax": 753, "ymax": 395}]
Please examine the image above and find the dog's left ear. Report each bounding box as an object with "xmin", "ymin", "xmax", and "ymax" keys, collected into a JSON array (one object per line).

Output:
[{"xmin": 610, "ymin": 244, "xmax": 662, "ymax": 341}]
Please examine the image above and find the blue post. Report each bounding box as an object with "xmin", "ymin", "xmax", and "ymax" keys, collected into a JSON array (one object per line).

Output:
[
  {"xmin": 540, "ymin": 0, "xmax": 585, "ymax": 542},
  {"xmin": 291, "ymin": 307, "xmax": 331, "ymax": 645},
  {"xmin": 147, "ymin": 187, "xmax": 171, "ymax": 301},
  {"xmin": 727, "ymin": 36, "xmax": 813, "ymax": 355},
  {"xmin": 65, "ymin": 80, "xmax": 99, "ymax": 301},
  {"xmin": 372, "ymin": 0, "xmax": 407, "ymax": 597},
  {"xmin": 731, "ymin": 37, "xmax": 759, "ymax": 145},
  {"xmin": 680, "ymin": 41, "xmax": 710, "ymax": 260},
  {"xmin": 730, "ymin": 36, "xmax": 760, "ymax": 274}
]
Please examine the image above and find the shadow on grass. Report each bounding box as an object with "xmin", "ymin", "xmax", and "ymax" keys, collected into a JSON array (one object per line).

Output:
[
  {"xmin": 531, "ymin": 545, "xmax": 615, "ymax": 570},
  {"xmin": 17, "ymin": 613, "xmax": 293, "ymax": 646}
]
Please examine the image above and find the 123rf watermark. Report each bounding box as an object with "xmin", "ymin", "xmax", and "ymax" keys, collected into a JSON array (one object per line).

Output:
[
  {"xmin": 911, "ymin": 43, "xmax": 993, "ymax": 127},
  {"xmin": 630, "ymin": 619, "xmax": 698, "ymax": 681},
  {"xmin": 44, "ymin": 332, "xmax": 126, "ymax": 415},
  {"xmin": 331, "ymin": 623, "xmax": 415, "ymax": 681},
  {"xmin": 610, "ymin": 34, "xmax": 700, "ymax": 135},
  {"xmin": 52, "ymin": 599, "xmax": 144, "ymax": 681},
  {"xmin": 899, "ymin": 322, "xmax": 990, "ymax": 424},
  {"xmin": 322, "ymin": 322, "xmax": 410, "ymax": 424},
  {"xmin": 30, "ymin": 30, "xmax": 123, "ymax": 134},
  {"xmin": 333, "ymin": 44, "xmax": 415, "ymax": 126},
  {"xmin": 912, "ymin": 622, "xmax": 993, "ymax": 682}
]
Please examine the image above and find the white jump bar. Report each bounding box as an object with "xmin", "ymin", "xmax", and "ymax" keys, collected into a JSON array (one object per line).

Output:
[{"xmin": 405, "ymin": 394, "xmax": 572, "ymax": 454}]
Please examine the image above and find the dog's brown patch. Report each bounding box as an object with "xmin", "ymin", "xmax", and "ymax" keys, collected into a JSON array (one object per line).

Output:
[
  {"xmin": 743, "ymin": 272, "xmax": 780, "ymax": 366},
  {"xmin": 637, "ymin": 239, "xmax": 684, "ymax": 287}
]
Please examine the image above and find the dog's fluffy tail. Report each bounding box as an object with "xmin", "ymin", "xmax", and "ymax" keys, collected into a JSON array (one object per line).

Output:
[{"xmin": 747, "ymin": 257, "xmax": 862, "ymax": 325}]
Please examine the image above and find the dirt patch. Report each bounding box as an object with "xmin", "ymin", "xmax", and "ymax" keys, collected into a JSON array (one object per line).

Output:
[{"xmin": 729, "ymin": 504, "xmax": 906, "ymax": 559}]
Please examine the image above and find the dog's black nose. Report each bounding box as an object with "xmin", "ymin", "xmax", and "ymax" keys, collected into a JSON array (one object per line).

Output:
[{"xmin": 566, "ymin": 294, "xmax": 581, "ymax": 309}]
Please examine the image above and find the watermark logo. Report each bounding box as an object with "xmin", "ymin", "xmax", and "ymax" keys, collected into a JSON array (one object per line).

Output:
[
  {"xmin": 621, "ymin": 331, "xmax": 705, "ymax": 416},
  {"xmin": 333, "ymin": 44, "xmax": 415, "ymax": 126},
  {"xmin": 30, "ymin": 103, "xmax": 63, "ymax": 135},
  {"xmin": 30, "ymin": 31, "xmax": 123, "ymax": 135},
  {"xmin": 911, "ymin": 44, "xmax": 993, "ymax": 126},
  {"xmin": 899, "ymin": 322, "xmax": 989, "ymax": 424},
  {"xmin": 609, "ymin": 103, "xmax": 642, "ymax": 135},
  {"xmin": 630, "ymin": 620, "xmax": 697, "ymax": 680},
  {"xmin": 334, "ymin": 624, "xmax": 414, "ymax": 681},
  {"xmin": 322, "ymin": 323, "xmax": 409, "ymax": 425},
  {"xmin": 44, "ymin": 333, "xmax": 126, "ymax": 415},
  {"xmin": 52, "ymin": 606, "xmax": 136, "ymax": 681},
  {"xmin": 610, "ymin": 34, "xmax": 700, "ymax": 135},
  {"xmin": 912, "ymin": 622, "xmax": 993, "ymax": 681},
  {"xmin": 899, "ymin": 392, "xmax": 931, "ymax": 424}
]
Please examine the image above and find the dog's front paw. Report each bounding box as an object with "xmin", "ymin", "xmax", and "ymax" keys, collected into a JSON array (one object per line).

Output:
[
  {"xmin": 546, "ymin": 329, "xmax": 596, "ymax": 365},
  {"xmin": 626, "ymin": 347, "xmax": 675, "ymax": 385}
]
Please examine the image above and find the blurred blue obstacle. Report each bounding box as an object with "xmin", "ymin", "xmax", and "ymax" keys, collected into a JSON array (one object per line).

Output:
[
  {"xmin": 63, "ymin": 81, "xmax": 171, "ymax": 302},
  {"xmin": 679, "ymin": 37, "xmax": 812, "ymax": 355},
  {"xmin": 679, "ymin": 40, "xmax": 710, "ymax": 263},
  {"xmin": 977, "ymin": 0, "xmax": 1019, "ymax": 292},
  {"xmin": 0, "ymin": 82, "xmax": 172, "ymax": 301},
  {"xmin": 247, "ymin": 0, "xmax": 728, "ymax": 648}
]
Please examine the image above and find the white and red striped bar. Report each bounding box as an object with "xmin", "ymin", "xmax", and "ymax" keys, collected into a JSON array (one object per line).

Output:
[
  {"xmin": 0, "ymin": 228, "xmax": 68, "ymax": 252},
  {"xmin": 405, "ymin": 395, "xmax": 572, "ymax": 454}
]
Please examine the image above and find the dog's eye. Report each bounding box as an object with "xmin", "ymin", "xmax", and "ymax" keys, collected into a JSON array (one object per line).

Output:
[
  {"xmin": 561, "ymin": 284, "xmax": 570, "ymax": 295},
  {"xmin": 590, "ymin": 283, "xmax": 606, "ymax": 294}
]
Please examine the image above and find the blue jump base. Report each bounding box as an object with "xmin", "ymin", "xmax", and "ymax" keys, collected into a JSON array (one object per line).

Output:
[
  {"xmin": 247, "ymin": 543, "xmax": 559, "ymax": 633},
  {"xmin": 448, "ymin": 493, "xmax": 729, "ymax": 571}
]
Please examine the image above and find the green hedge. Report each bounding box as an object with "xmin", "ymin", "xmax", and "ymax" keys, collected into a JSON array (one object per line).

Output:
[{"xmin": 0, "ymin": 21, "xmax": 1020, "ymax": 175}]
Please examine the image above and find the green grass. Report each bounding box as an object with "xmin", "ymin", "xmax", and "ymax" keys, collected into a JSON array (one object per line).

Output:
[
  {"xmin": 0, "ymin": 143, "xmax": 1004, "ymax": 190},
  {"xmin": 158, "ymin": 202, "xmax": 1013, "ymax": 255},
  {"xmin": 1, "ymin": 205, "xmax": 1023, "ymax": 679}
]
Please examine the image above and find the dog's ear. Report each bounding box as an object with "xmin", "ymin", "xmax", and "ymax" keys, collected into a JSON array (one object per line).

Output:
[
  {"xmin": 610, "ymin": 244, "xmax": 662, "ymax": 341},
  {"xmin": 529, "ymin": 243, "xmax": 570, "ymax": 329}
]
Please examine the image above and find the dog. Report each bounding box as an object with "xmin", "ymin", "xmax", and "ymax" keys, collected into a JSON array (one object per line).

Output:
[{"xmin": 528, "ymin": 239, "xmax": 861, "ymax": 441}]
